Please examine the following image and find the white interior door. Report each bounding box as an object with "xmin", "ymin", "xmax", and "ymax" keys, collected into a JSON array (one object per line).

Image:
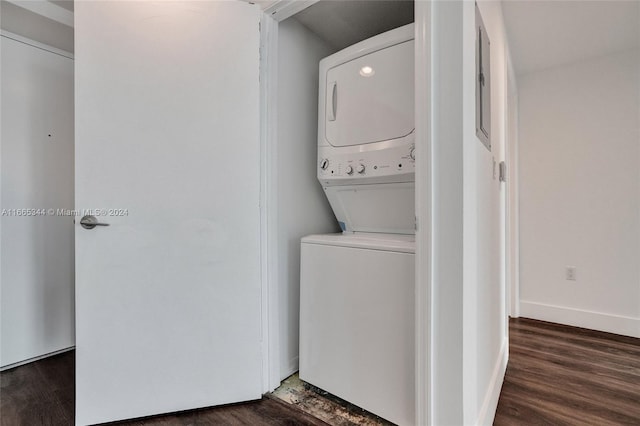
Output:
[
  {"xmin": 74, "ymin": 2, "xmax": 262, "ymax": 424},
  {"xmin": 1, "ymin": 35, "xmax": 74, "ymax": 369}
]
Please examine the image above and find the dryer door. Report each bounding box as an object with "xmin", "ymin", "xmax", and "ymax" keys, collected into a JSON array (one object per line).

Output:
[{"xmin": 325, "ymin": 40, "xmax": 414, "ymax": 147}]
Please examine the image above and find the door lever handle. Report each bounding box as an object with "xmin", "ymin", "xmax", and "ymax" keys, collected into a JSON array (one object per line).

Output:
[{"xmin": 80, "ymin": 215, "xmax": 110, "ymax": 230}]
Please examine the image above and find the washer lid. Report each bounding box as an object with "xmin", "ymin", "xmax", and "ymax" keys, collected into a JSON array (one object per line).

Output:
[{"xmin": 301, "ymin": 233, "xmax": 415, "ymax": 253}]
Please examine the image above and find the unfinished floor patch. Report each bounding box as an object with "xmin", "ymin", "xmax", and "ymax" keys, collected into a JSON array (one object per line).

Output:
[{"xmin": 269, "ymin": 373, "xmax": 395, "ymax": 426}]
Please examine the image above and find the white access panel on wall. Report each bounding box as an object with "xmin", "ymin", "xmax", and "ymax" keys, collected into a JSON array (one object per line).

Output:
[
  {"xmin": 1, "ymin": 35, "xmax": 75, "ymax": 369},
  {"xmin": 322, "ymin": 30, "xmax": 414, "ymax": 148}
]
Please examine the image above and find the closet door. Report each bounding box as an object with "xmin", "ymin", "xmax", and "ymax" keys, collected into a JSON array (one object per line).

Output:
[{"xmin": 74, "ymin": 2, "xmax": 262, "ymax": 424}]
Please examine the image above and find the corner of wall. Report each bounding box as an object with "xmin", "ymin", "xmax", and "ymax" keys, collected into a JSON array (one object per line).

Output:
[
  {"xmin": 462, "ymin": 1, "xmax": 510, "ymax": 424},
  {"xmin": 475, "ymin": 339, "xmax": 508, "ymax": 426}
]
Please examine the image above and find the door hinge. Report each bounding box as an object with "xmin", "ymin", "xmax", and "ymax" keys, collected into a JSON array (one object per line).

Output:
[{"xmin": 499, "ymin": 161, "xmax": 506, "ymax": 182}]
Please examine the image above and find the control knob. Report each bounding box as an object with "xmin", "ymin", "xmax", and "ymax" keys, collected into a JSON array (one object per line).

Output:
[
  {"xmin": 356, "ymin": 164, "xmax": 365, "ymax": 174},
  {"xmin": 320, "ymin": 158, "xmax": 329, "ymax": 170},
  {"xmin": 345, "ymin": 165, "xmax": 353, "ymax": 175},
  {"xmin": 409, "ymin": 147, "xmax": 416, "ymax": 160}
]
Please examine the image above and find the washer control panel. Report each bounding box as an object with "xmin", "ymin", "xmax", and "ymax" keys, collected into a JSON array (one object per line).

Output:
[{"xmin": 318, "ymin": 144, "xmax": 415, "ymax": 182}]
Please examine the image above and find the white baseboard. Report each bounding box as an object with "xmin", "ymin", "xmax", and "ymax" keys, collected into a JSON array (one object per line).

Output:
[
  {"xmin": 476, "ymin": 340, "xmax": 508, "ymax": 426},
  {"xmin": 520, "ymin": 301, "xmax": 640, "ymax": 338},
  {"xmin": 0, "ymin": 346, "xmax": 74, "ymax": 371}
]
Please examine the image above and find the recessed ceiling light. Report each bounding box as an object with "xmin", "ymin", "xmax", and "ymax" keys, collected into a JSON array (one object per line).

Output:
[{"xmin": 359, "ymin": 66, "xmax": 375, "ymax": 77}]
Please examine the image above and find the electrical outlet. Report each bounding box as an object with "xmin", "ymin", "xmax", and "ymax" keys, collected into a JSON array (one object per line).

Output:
[{"xmin": 565, "ymin": 266, "xmax": 577, "ymax": 281}]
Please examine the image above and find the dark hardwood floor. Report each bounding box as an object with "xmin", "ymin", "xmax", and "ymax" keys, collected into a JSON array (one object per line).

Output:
[
  {"xmin": 3, "ymin": 319, "xmax": 639, "ymax": 425},
  {"xmin": 0, "ymin": 351, "xmax": 327, "ymax": 426},
  {"xmin": 495, "ymin": 318, "xmax": 640, "ymax": 425},
  {"xmin": 1, "ymin": 350, "xmax": 75, "ymax": 426},
  {"xmin": 106, "ymin": 397, "xmax": 329, "ymax": 426}
]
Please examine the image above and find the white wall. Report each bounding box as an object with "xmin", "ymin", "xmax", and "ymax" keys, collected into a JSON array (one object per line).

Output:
[
  {"xmin": 428, "ymin": 1, "xmax": 509, "ymax": 424},
  {"xmin": 429, "ymin": 2, "xmax": 464, "ymax": 424},
  {"xmin": 277, "ymin": 18, "xmax": 339, "ymax": 380},
  {"xmin": 1, "ymin": 35, "xmax": 75, "ymax": 368},
  {"xmin": 519, "ymin": 49, "xmax": 640, "ymax": 337},
  {"xmin": 462, "ymin": 1, "xmax": 509, "ymax": 424}
]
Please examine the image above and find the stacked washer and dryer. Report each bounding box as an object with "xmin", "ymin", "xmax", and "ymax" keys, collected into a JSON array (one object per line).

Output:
[{"xmin": 299, "ymin": 24, "xmax": 415, "ymax": 426}]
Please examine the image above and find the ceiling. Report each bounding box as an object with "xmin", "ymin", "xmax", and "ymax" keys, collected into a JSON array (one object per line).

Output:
[
  {"xmin": 1, "ymin": 0, "xmax": 74, "ymax": 52},
  {"xmin": 294, "ymin": 0, "xmax": 414, "ymax": 51},
  {"xmin": 50, "ymin": 0, "xmax": 73, "ymax": 12},
  {"xmin": 502, "ymin": 0, "xmax": 640, "ymax": 76}
]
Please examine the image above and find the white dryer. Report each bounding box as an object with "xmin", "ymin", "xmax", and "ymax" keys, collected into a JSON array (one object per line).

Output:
[
  {"xmin": 299, "ymin": 23, "xmax": 416, "ymax": 426},
  {"xmin": 316, "ymin": 23, "xmax": 415, "ymax": 235}
]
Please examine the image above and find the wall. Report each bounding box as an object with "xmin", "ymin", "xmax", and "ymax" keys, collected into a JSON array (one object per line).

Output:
[
  {"xmin": 518, "ymin": 49, "xmax": 640, "ymax": 337},
  {"xmin": 463, "ymin": 1, "xmax": 510, "ymax": 424},
  {"xmin": 0, "ymin": 34, "xmax": 75, "ymax": 368},
  {"xmin": 429, "ymin": 1, "xmax": 464, "ymax": 423},
  {"xmin": 277, "ymin": 18, "xmax": 339, "ymax": 380},
  {"xmin": 428, "ymin": 1, "xmax": 510, "ymax": 424}
]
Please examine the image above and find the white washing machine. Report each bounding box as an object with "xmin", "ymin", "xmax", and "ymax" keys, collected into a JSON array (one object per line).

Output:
[
  {"xmin": 299, "ymin": 23, "xmax": 416, "ymax": 426},
  {"xmin": 300, "ymin": 233, "xmax": 414, "ymax": 426}
]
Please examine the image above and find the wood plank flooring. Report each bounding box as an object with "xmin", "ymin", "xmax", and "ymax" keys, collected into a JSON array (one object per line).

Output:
[
  {"xmin": 0, "ymin": 351, "xmax": 327, "ymax": 426},
  {"xmin": 2, "ymin": 318, "xmax": 639, "ymax": 425},
  {"xmin": 494, "ymin": 318, "xmax": 640, "ymax": 425},
  {"xmin": 107, "ymin": 397, "xmax": 329, "ymax": 426},
  {"xmin": 1, "ymin": 351, "xmax": 75, "ymax": 426}
]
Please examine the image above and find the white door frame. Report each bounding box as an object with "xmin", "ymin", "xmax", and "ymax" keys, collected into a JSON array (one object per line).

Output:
[
  {"xmin": 259, "ymin": 0, "xmax": 323, "ymax": 394},
  {"xmin": 413, "ymin": 2, "xmax": 432, "ymax": 425},
  {"xmin": 258, "ymin": 10, "xmax": 281, "ymax": 394},
  {"xmin": 505, "ymin": 53, "xmax": 520, "ymax": 318},
  {"xmin": 258, "ymin": 2, "xmax": 433, "ymax": 425}
]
